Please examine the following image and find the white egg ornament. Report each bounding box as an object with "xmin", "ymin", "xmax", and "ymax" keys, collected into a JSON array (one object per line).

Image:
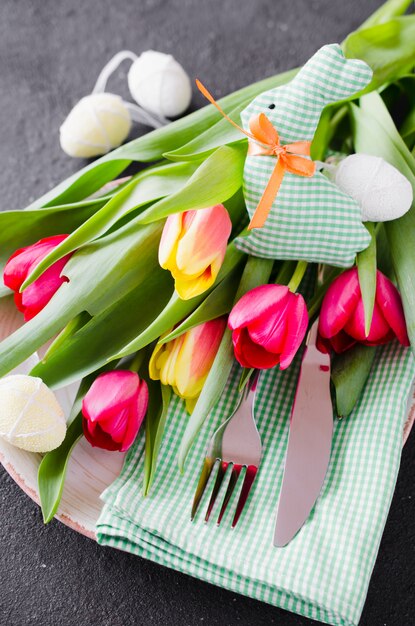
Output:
[
  {"xmin": 128, "ymin": 50, "xmax": 192, "ymax": 118},
  {"xmin": 0, "ymin": 375, "xmax": 66, "ymax": 452},
  {"xmin": 334, "ymin": 154, "xmax": 413, "ymax": 222},
  {"xmin": 59, "ymin": 93, "xmax": 132, "ymax": 158}
]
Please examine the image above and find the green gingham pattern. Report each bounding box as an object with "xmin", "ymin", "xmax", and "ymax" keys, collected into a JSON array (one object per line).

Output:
[
  {"xmin": 97, "ymin": 341, "xmax": 414, "ymax": 626},
  {"xmin": 235, "ymin": 44, "xmax": 373, "ymax": 266}
]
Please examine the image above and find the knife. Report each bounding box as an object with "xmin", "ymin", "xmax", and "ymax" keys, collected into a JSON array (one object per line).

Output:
[{"xmin": 274, "ymin": 318, "xmax": 333, "ymax": 547}]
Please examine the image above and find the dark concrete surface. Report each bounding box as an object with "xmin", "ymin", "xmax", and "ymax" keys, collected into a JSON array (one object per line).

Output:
[{"xmin": 0, "ymin": 1, "xmax": 414, "ymax": 625}]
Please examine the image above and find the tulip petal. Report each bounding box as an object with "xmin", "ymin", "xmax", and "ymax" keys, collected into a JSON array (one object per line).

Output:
[
  {"xmin": 173, "ymin": 249, "xmax": 225, "ymax": 300},
  {"xmin": 82, "ymin": 371, "xmax": 139, "ymax": 422},
  {"xmin": 175, "ymin": 205, "xmax": 232, "ymax": 276},
  {"xmin": 280, "ymin": 293, "xmax": 308, "ymax": 369},
  {"xmin": 98, "ymin": 406, "xmax": 130, "ymax": 443},
  {"xmin": 329, "ymin": 330, "xmax": 357, "ymax": 353},
  {"xmin": 121, "ymin": 380, "xmax": 149, "ymax": 451},
  {"xmin": 375, "ymin": 271, "xmax": 410, "ymax": 346},
  {"xmin": 319, "ymin": 268, "xmax": 361, "ymax": 338},
  {"xmin": 83, "ymin": 418, "xmax": 122, "ymax": 451},
  {"xmin": 344, "ymin": 298, "xmax": 390, "ymax": 342},
  {"xmin": 229, "ymin": 284, "xmax": 289, "ymax": 330},
  {"xmin": 247, "ymin": 298, "xmax": 290, "ymax": 353},
  {"xmin": 158, "ymin": 213, "xmax": 183, "ymax": 270},
  {"xmin": 3, "ymin": 235, "xmax": 68, "ymax": 291},
  {"xmin": 174, "ymin": 318, "xmax": 226, "ymax": 397},
  {"xmin": 233, "ymin": 327, "xmax": 281, "ymax": 369},
  {"xmin": 20, "ymin": 256, "xmax": 70, "ymax": 320}
]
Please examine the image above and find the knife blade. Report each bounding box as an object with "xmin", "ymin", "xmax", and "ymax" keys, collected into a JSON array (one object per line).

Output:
[{"xmin": 274, "ymin": 318, "xmax": 333, "ymax": 547}]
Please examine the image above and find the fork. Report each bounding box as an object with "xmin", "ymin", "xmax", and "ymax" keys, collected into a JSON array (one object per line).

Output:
[{"xmin": 190, "ymin": 371, "xmax": 262, "ymax": 527}]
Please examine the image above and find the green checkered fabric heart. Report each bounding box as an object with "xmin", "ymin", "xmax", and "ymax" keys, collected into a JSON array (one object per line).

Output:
[
  {"xmin": 235, "ymin": 44, "xmax": 373, "ymax": 266},
  {"xmin": 97, "ymin": 340, "xmax": 414, "ymax": 626}
]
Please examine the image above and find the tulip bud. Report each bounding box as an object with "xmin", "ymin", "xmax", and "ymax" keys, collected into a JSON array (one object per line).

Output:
[
  {"xmin": 82, "ymin": 371, "xmax": 149, "ymax": 452},
  {"xmin": 318, "ymin": 267, "xmax": 409, "ymax": 352},
  {"xmin": 0, "ymin": 375, "xmax": 66, "ymax": 452},
  {"xmin": 158, "ymin": 205, "xmax": 232, "ymax": 300},
  {"xmin": 3, "ymin": 235, "xmax": 72, "ymax": 321},
  {"xmin": 149, "ymin": 318, "xmax": 227, "ymax": 412},
  {"xmin": 228, "ymin": 284, "xmax": 309, "ymax": 370}
]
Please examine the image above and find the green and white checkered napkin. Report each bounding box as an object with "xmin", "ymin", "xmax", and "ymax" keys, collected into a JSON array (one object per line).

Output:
[
  {"xmin": 235, "ymin": 44, "xmax": 373, "ymax": 266},
  {"xmin": 97, "ymin": 341, "xmax": 414, "ymax": 626}
]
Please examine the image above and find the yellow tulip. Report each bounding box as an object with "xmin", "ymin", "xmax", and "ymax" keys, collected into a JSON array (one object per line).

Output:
[
  {"xmin": 149, "ymin": 318, "xmax": 227, "ymax": 412},
  {"xmin": 158, "ymin": 205, "xmax": 232, "ymax": 300}
]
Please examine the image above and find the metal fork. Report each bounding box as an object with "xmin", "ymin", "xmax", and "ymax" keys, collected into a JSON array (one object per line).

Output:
[{"xmin": 190, "ymin": 371, "xmax": 262, "ymax": 527}]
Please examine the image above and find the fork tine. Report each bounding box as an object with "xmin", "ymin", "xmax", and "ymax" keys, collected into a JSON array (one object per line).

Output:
[
  {"xmin": 205, "ymin": 461, "xmax": 228, "ymax": 522},
  {"xmin": 231, "ymin": 464, "xmax": 258, "ymax": 528},
  {"xmin": 216, "ymin": 464, "xmax": 242, "ymax": 525},
  {"xmin": 190, "ymin": 457, "xmax": 215, "ymax": 521}
]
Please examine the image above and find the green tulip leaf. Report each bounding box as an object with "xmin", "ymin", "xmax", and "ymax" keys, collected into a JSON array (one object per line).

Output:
[
  {"xmin": 351, "ymin": 93, "xmax": 415, "ymax": 354},
  {"xmin": 358, "ymin": 0, "xmax": 413, "ymax": 29},
  {"xmin": 344, "ymin": 16, "xmax": 415, "ymax": 93},
  {"xmin": 331, "ymin": 344, "xmax": 377, "ymax": 417},
  {"xmin": 143, "ymin": 382, "xmax": 172, "ymax": 496},
  {"xmin": 135, "ymin": 145, "xmax": 246, "ymax": 225},
  {"xmin": 38, "ymin": 414, "xmax": 84, "ymax": 524},
  {"xmin": 31, "ymin": 268, "xmax": 173, "ymax": 389},
  {"xmin": 357, "ymin": 222, "xmax": 377, "ymax": 337}
]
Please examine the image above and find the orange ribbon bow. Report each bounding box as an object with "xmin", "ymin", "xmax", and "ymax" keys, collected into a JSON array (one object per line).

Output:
[{"xmin": 196, "ymin": 79, "xmax": 316, "ymax": 230}]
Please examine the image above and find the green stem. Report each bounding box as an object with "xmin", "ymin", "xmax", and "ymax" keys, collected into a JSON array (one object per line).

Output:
[
  {"xmin": 129, "ymin": 350, "xmax": 146, "ymax": 373},
  {"xmin": 287, "ymin": 260, "xmax": 308, "ymax": 293},
  {"xmin": 308, "ymin": 267, "xmax": 342, "ymax": 319},
  {"xmin": 274, "ymin": 260, "xmax": 297, "ymax": 286}
]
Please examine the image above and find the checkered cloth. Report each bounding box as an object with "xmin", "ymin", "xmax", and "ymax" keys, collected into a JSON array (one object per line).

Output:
[
  {"xmin": 97, "ymin": 340, "xmax": 414, "ymax": 626},
  {"xmin": 235, "ymin": 44, "xmax": 373, "ymax": 266}
]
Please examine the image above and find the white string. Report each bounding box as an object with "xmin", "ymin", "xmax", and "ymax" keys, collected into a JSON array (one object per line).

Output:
[
  {"xmin": 124, "ymin": 101, "xmax": 168, "ymax": 128},
  {"xmin": 91, "ymin": 49, "xmax": 169, "ymax": 129},
  {"xmin": 92, "ymin": 50, "xmax": 138, "ymax": 94}
]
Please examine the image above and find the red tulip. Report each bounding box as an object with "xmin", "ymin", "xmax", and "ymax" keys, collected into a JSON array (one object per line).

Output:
[
  {"xmin": 228, "ymin": 284, "xmax": 309, "ymax": 370},
  {"xmin": 3, "ymin": 235, "xmax": 71, "ymax": 321},
  {"xmin": 82, "ymin": 371, "xmax": 149, "ymax": 452},
  {"xmin": 318, "ymin": 268, "xmax": 409, "ymax": 352}
]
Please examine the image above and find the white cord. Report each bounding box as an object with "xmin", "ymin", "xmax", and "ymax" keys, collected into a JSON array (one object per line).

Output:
[
  {"xmin": 92, "ymin": 50, "xmax": 138, "ymax": 93},
  {"xmin": 91, "ymin": 50, "xmax": 169, "ymax": 129},
  {"xmin": 124, "ymin": 101, "xmax": 168, "ymax": 128}
]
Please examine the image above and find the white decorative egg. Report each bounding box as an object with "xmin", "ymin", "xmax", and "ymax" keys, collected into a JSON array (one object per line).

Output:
[
  {"xmin": 0, "ymin": 375, "xmax": 66, "ymax": 452},
  {"xmin": 334, "ymin": 153, "xmax": 413, "ymax": 222},
  {"xmin": 59, "ymin": 93, "xmax": 132, "ymax": 158},
  {"xmin": 128, "ymin": 50, "xmax": 192, "ymax": 118}
]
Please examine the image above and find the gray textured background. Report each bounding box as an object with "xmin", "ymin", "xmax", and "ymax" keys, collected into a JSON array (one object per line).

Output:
[{"xmin": 0, "ymin": 1, "xmax": 414, "ymax": 625}]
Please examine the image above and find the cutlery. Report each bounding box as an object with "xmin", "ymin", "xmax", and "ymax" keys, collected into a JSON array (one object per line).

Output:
[
  {"xmin": 274, "ymin": 318, "xmax": 333, "ymax": 547},
  {"xmin": 191, "ymin": 371, "xmax": 262, "ymax": 527}
]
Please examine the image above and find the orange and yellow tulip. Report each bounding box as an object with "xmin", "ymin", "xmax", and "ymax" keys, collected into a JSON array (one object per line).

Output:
[
  {"xmin": 158, "ymin": 205, "xmax": 232, "ymax": 300},
  {"xmin": 149, "ymin": 318, "xmax": 227, "ymax": 412}
]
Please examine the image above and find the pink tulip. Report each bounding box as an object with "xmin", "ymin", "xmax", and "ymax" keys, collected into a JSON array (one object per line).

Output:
[
  {"xmin": 318, "ymin": 267, "xmax": 409, "ymax": 352},
  {"xmin": 158, "ymin": 205, "xmax": 232, "ymax": 300},
  {"xmin": 3, "ymin": 235, "xmax": 71, "ymax": 321},
  {"xmin": 82, "ymin": 371, "xmax": 149, "ymax": 452},
  {"xmin": 228, "ymin": 284, "xmax": 309, "ymax": 370}
]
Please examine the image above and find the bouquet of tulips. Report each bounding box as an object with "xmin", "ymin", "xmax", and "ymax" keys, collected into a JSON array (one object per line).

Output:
[{"xmin": 0, "ymin": 0, "xmax": 415, "ymax": 524}]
